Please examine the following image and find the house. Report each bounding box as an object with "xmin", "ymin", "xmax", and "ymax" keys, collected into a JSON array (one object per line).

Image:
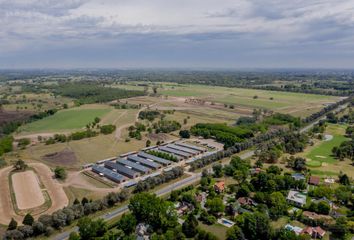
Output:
[
  {"xmin": 308, "ymin": 176, "xmax": 321, "ymax": 185},
  {"xmin": 284, "ymin": 224, "xmax": 303, "ymax": 235},
  {"xmin": 301, "ymin": 226, "xmax": 326, "ymax": 239},
  {"xmin": 250, "ymin": 168, "xmax": 261, "ymax": 175},
  {"xmin": 292, "ymin": 173, "xmax": 306, "ymax": 181},
  {"xmin": 237, "ymin": 197, "xmax": 257, "ymax": 207},
  {"xmin": 287, "ymin": 190, "xmax": 307, "ymax": 207},
  {"xmin": 176, "ymin": 202, "xmax": 194, "ymax": 215},
  {"xmin": 135, "ymin": 223, "xmax": 150, "ymax": 240},
  {"xmin": 214, "ymin": 181, "xmax": 225, "ymax": 193}
]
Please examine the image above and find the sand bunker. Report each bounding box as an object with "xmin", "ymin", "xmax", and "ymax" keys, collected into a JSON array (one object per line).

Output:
[
  {"xmin": 12, "ymin": 171, "xmax": 45, "ymax": 210},
  {"xmin": 315, "ymin": 155, "xmax": 327, "ymax": 159}
]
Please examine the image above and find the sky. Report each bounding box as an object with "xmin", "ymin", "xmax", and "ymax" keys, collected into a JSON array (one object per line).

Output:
[{"xmin": 1, "ymin": 0, "xmax": 354, "ymax": 69}]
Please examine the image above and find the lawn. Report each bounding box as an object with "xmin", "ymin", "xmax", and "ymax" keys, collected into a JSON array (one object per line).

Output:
[
  {"xmin": 198, "ymin": 222, "xmax": 228, "ymax": 240},
  {"xmin": 19, "ymin": 106, "xmax": 111, "ymax": 133},
  {"xmin": 305, "ymin": 125, "xmax": 348, "ymax": 165}
]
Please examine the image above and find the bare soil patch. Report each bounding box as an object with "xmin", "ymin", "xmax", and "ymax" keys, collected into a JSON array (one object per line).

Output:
[
  {"xmin": 42, "ymin": 149, "xmax": 78, "ymax": 165},
  {"xmin": 147, "ymin": 133, "xmax": 169, "ymax": 141},
  {"xmin": 0, "ymin": 110, "xmax": 33, "ymax": 125},
  {"xmin": 12, "ymin": 171, "xmax": 45, "ymax": 210}
]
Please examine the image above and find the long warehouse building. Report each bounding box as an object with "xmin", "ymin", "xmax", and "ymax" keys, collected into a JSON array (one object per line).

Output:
[
  {"xmin": 116, "ymin": 158, "xmax": 151, "ymax": 174},
  {"xmin": 127, "ymin": 155, "xmax": 162, "ymax": 170},
  {"xmin": 92, "ymin": 165, "xmax": 126, "ymax": 183},
  {"xmin": 175, "ymin": 142, "xmax": 207, "ymax": 152},
  {"xmin": 159, "ymin": 146, "xmax": 191, "ymax": 159},
  {"xmin": 137, "ymin": 152, "xmax": 173, "ymax": 166},
  {"xmin": 104, "ymin": 161, "xmax": 140, "ymax": 179},
  {"xmin": 167, "ymin": 144, "xmax": 200, "ymax": 155}
]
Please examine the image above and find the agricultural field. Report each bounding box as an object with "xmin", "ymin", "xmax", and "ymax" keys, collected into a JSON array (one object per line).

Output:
[{"xmin": 118, "ymin": 82, "xmax": 341, "ymax": 117}]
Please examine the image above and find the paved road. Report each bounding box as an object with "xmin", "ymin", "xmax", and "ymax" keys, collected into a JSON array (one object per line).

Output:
[{"xmin": 52, "ymin": 102, "xmax": 348, "ymax": 240}]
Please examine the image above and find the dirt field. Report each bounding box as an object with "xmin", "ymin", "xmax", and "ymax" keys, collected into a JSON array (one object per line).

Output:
[
  {"xmin": 0, "ymin": 163, "xmax": 68, "ymax": 225},
  {"xmin": 0, "ymin": 110, "xmax": 33, "ymax": 125},
  {"xmin": 42, "ymin": 149, "xmax": 78, "ymax": 166},
  {"xmin": 12, "ymin": 171, "xmax": 45, "ymax": 210}
]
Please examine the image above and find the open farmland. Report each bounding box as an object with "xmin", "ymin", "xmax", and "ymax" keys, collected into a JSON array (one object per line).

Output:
[
  {"xmin": 11, "ymin": 170, "xmax": 45, "ymax": 210},
  {"xmin": 18, "ymin": 105, "xmax": 111, "ymax": 133},
  {"xmin": 118, "ymin": 82, "xmax": 341, "ymax": 117}
]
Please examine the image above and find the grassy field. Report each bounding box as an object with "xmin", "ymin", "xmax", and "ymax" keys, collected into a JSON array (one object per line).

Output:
[
  {"xmin": 117, "ymin": 82, "xmax": 340, "ymax": 117},
  {"xmin": 305, "ymin": 124, "xmax": 348, "ymax": 165},
  {"xmin": 198, "ymin": 222, "xmax": 227, "ymax": 240},
  {"xmin": 19, "ymin": 105, "xmax": 111, "ymax": 133}
]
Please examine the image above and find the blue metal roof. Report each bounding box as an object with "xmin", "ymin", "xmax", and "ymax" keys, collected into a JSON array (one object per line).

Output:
[
  {"xmin": 91, "ymin": 165, "xmax": 125, "ymax": 182},
  {"xmin": 117, "ymin": 158, "xmax": 150, "ymax": 174},
  {"xmin": 137, "ymin": 152, "xmax": 172, "ymax": 165},
  {"xmin": 175, "ymin": 142, "xmax": 206, "ymax": 152},
  {"xmin": 167, "ymin": 144, "xmax": 199, "ymax": 154},
  {"xmin": 104, "ymin": 161, "xmax": 139, "ymax": 178},
  {"xmin": 159, "ymin": 146, "xmax": 191, "ymax": 157},
  {"xmin": 127, "ymin": 155, "xmax": 161, "ymax": 169}
]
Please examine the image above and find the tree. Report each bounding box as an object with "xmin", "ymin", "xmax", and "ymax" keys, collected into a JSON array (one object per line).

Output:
[
  {"xmin": 268, "ymin": 192, "xmax": 288, "ymax": 220},
  {"xmin": 146, "ymin": 140, "xmax": 151, "ymax": 147},
  {"xmin": 226, "ymin": 225, "xmax": 245, "ymax": 240},
  {"xmin": 152, "ymin": 86, "xmax": 158, "ymax": 94},
  {"xmin": 54, "ymin": 166, "xmax": 67, "ymax": 180},
  {"xmin": 22, "ymin": 213, "xmax": 34, "ymax": 226},
  {"xmin": 241, "ymin": 212, "xmax": 272, "ymax": 240},
  {"xmin": 73, "ymin": 198, "xmax": 80, "ymax": 205},
  {"xmin": 206, "ymin": 197, "xmax": 225, "ymax": 215},
  {"xmin": 81, "ymin": 197, "xmax": 89, "ymax": 206},
  {"xmin": 77, "ymin": 217, "xmax": 107, "ymax": 240},
  {"xmin": 179, "ymin": 130, "xmax": 190, "ymax": 138},
  {"xmin": 212, "ymin": 163, "xmax": 223, "ymax": 178},
  {"xmin": 317, "ymin": 201, "xmax": 330, "ymax": 215},
  {"xmin": 339, "ymin": 173, "xmax": 350, "ymax": 185},
  {"xmin": 13, "ymin": 159, "xmax": 27, "ymax": 171},
  {"xmin": 182, "ymin": 214, "xmax": 198, "ymax": 237},
  {"xmin": 69, "ymin": 232, "xmax": 81, "ymax": 240},
  {"xmin": 129, "ymin": 193, "xmax": 177, "ymax": 231},
  {"xmin": 8, "ymin": 218, "xmax": 18, "ymax": 230},
  {"xmin": 94, "ymin": 117, "xmax": 101, "ymax": 124},
  {"xmin": 117, "ymin": 213, "xmax": 137, "ymax": 235}
]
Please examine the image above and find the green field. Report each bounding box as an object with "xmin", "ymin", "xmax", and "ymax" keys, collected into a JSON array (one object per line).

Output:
[
  {"xmin": 20, "ymin": 107, "xmax": 111, "ymax": 133},
  {"xmin": 305, "ymin": 124, "xmax": 348, "ymax": 166},
  {"xmin": 118, "ymin": 82, "xmax": 340, "ymax": 116}
]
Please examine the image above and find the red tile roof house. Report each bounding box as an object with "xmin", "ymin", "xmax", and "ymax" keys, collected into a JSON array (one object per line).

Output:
[
  {"xmin": 214, "ymin": 181, "xmax": 225, "ymax": 193},
  {"xmin": 308, "ymin": 176, "xmax": 321, "ymax": 186},
  {"xmin": 301, "ymin": 226, "xmax": 326, "ymax": 239}
]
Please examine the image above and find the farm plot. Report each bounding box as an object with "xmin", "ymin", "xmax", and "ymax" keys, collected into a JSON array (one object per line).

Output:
[{"xmin": 11, "ymin": 170, "xmax": 45, "ymax": 210}]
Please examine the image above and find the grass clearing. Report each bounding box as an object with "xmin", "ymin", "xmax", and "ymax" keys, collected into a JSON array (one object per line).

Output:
[
  {"xmin": 20, "ymin": 105, "xmax": 111, "ymax": 133},
  {"xmin": 198, "ymin": 222, "xmax": 227, "ymax": 240},
  {"xmin": 305, "ymin": 124, "xmax": 348, "ymax": 164}
]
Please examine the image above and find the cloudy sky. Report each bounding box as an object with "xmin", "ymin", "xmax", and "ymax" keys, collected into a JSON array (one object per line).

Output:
[{"xmin": 1, "ymin": 0, "xmax": 354, "ymax": 69}]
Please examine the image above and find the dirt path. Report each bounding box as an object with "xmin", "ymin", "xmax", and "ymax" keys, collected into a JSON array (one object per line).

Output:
[
  {"xmin": 64, "ymin": 171, "xmax": 120, "ymax": 193},
  {"xmin": 0, "ymin": 166, "xmax": 19, "ymax": 224},
  {"xmin": 31, "ymin": 163, "xmax": 69, "ymax": 215}
]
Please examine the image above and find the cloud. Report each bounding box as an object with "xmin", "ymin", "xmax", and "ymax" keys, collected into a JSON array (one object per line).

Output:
[{"xmin": 1, "ymin": 0, "xmax": 354, "ymax": 68}]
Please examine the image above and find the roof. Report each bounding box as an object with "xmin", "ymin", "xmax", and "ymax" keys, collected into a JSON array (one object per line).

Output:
[
  {"xmin": 313, "ymin": 226, "xmax": 326, "ymax": 236},
  {"xmin": 92, "ymin": 165, "xmax": 125, "ymax": 182},
  {"xmin": 237, "ymin": 197, "xmax": 257, "ymax": 206},
  {"xmin": 309, "ymin": 176, "xmax": 321, "ymax": 185},
  {"xmin": 287, "ymin": 190, "xmax": 307, "ymax": 205},
  {"xmin": 127, "ymin": 155, "xmax": 161, "ymax": 169},
  {"xmin": 159, "ymin": 146, "xmax": 191, "ymax": 157},
  {"xmin": 104, "ymin": 161, "xmax": 139, "ymax": 178},
  {"xmin": 301, "ymin": 226, "xmax": 313, "ymax": 235},
  {"xmin": 116, "ymin": 158, "xmax": 150, "ymax": 174},
  {"xmin": 214, "ymin": 181, "xmax": 225, "ymax": 191},
  {"xmin": 167, "ymin": 144, "xmax": 199, "ymax": 154},
  {"xmin": 175, "ymin": 142, "xmax": 206, "ymax": 152},
  {"xmin": 138, "ymin": 151, "xmax": 172, "ymax": 165},
  {"xmin": 285, "ymin": 224, "xmax": 303, "ymax": 235},
  {"xmin": 292, "ymin": 173, "xmax": 306, "ymax": 180}
]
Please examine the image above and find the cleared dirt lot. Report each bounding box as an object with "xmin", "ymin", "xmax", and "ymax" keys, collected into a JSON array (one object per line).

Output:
[
  {"xmin": 12, "ymin": 170, "xmax": 45, "ymax": 210},
  {"xmin": 0, "ymin": 163, "xmax": 69, "ymax": 225}
]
